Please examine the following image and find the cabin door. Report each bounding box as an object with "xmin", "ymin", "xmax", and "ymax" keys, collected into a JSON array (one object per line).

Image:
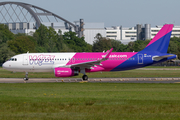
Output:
[{"xmin": 23, "ymin": 55, "xmax": 28, "ymax": 65}]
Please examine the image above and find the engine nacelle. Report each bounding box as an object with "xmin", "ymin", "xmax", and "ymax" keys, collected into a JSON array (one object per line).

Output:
[{"xmin": 54, "ymin": 68, "xmax": 79, "ymax": 77}]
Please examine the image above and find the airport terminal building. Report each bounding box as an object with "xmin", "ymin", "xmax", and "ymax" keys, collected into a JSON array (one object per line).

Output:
[{"xmin": 5, "ymin": 22, "xmax": 180, "ymax": 45}]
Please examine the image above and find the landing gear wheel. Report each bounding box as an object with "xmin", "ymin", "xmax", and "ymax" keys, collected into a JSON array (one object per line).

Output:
[
  {"xmin": 82, "ymin": 75, "xmax": 88, "ymax": 81},
  {"xmin": 24, "ymin": 77, "xmax": 29, "ymax": 81},
  {"xmin": 24, "ymin": 72, "xmax": 29, "ymax": 81}
]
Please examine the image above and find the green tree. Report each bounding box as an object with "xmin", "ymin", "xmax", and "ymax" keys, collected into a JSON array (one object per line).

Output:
[
  {"xmin": 111, "ymin": 39, "xmax": 122, "ymax": 52},
  {"xmin": 92, "ymin": 33, "xmax": 112, "ymax": 52},
  {"xmin": 8, "ymin": 35, "xmax": 36, "ymax": 54},
  {"xmin": 170, "ymin": 37, "xmax": 180, "ymax": 59},
  {"xmin": 125, "ymin": 40, "xmax": 150, "ymax": 52},
  {"xmin": 0, "ymin": 43, "xmax": 15, "ymax": 64},
  {"xmin": 34, "ymin": 24, "xmax": 49, "ymax": 47},
  {"xmin": 117, "ymin": 44, "xmax": 128, "ymax": 52},
  {"xmin": 168, "ymin": 41, "xmax": 178, "ymax": 54},
  {"xmin": 63, "ymin": 31, "xmax": 92, "ymax": 52},
  {"xmin": 126, "ymin": 41, "xmax": 135, "ymax": 52},
  {"xmin": 55, "ymin": 30, "xmax": 73, "ymax": 52},
  {"xmin": 0, "ymin": 24, "xmax": 14, "ymax": 44},
  {"xmin": 34, "ymin": 25, "xmax": 68, "ymax": 52}
]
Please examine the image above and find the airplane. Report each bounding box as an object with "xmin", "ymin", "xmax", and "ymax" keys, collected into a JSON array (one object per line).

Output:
[{"xmin": 2, "ymin": 24, "xmax": 177, "ymax": 81}]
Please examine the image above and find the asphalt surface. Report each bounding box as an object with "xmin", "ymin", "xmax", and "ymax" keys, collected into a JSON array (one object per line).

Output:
[{"xmin": 0, "ymin": 77, "xmax": 180, "ymax": 83}]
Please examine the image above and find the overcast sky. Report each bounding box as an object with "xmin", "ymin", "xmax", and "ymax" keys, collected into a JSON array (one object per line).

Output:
[{"xmin": 1, "ymin": 0, "xmax": 180, "ymax": 27}]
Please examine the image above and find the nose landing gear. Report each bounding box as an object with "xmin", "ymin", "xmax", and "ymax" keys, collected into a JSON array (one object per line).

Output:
[{"xmin": 24, "ymin": 72, "xmax": 29, "ymax": 81}]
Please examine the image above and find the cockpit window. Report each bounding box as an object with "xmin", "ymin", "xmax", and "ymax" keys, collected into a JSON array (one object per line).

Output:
[{"xmin": 9, "ymin": 58, "xmax": 17, "ymax": 61}]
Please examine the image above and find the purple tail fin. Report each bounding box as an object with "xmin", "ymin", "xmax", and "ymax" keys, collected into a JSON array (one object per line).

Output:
[{"xmin": 142, "ymin": 24, "xmax": 173, "ymax": 53}]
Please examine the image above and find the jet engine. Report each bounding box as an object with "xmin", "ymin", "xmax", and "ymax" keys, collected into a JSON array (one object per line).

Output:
[{"xmin": 54, "ymin": 68, "xmax": 79, "ymax": 77}]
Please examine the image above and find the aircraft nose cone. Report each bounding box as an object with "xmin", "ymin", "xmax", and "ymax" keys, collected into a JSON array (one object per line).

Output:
[{"xmin": 2, "ymin": 62, "xmax": 7, "ymax": 69}]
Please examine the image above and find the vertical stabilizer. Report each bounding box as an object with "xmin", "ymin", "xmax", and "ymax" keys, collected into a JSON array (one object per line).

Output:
[{"xmin": 142, "ymin": 24, "xmax": 173, "ymax": 53}]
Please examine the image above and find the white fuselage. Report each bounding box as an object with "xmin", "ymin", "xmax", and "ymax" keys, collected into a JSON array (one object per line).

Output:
[{"xmin": 3, "ymin": 53, "xmax": 76, "ymax": 72}]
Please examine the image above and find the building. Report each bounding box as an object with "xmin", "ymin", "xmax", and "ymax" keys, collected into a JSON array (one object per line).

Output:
[
  {"xmin": 6, "ymin": 22, "xmax": 106, "ymax": 45},
  {"xmin": 4, "ymin": 22, "xmax": 180, "ymax": 45},
  {"xmin": 105, "ymin": 26, "xmax": 137, "ymax": 44},
  {"xmin": 106, "ymin": 24, "xmax": 180, "ymax": 44}
]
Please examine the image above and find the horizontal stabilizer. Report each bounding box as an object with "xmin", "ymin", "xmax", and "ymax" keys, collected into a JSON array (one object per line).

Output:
[{"xmin": 153, "ymin": 55, "xmax": 174, "ymax": 61}]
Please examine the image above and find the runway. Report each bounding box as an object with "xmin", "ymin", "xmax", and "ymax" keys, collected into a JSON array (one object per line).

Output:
[{"xmin": 0, "ymin": 77, "xmax": 180, "ymax": 83}]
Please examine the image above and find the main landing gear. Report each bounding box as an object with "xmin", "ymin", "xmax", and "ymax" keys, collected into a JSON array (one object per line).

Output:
[
  {"xmin": 24, "ymin": 72, "xmax": 29, "ymax": 81},
  {"xmin": 81, "ymin": 69, "xmax": 88, "ymax": 81},
  {"xmin": 82, "ymin": 75, "xmax": 88, "ymax": 81}
]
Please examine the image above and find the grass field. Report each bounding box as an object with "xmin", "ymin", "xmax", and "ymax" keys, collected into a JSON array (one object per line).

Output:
[
  {"xmin": 0, "ymin": 83, "xmax": 180, "ymax": 120},
  {"xmin": 0, "ymin": 67, "xmax": 180, "ymax": 78}
]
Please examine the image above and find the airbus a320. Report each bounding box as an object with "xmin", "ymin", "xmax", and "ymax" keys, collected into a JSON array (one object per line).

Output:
[{"xmin": 3, "ymin": 24, "xmax": 177, "ymax": 81}]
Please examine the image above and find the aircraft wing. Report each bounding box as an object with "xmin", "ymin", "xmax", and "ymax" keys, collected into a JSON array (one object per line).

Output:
[
  {"xmin": 153, "ymin": 55, "xmax": 174, "ymax": 61},
  {"xmin": 67, "ymin": 48, "xmax": 113, "ymax": 69}
]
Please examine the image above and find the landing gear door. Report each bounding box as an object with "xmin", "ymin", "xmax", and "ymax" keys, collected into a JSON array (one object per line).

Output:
[
  {"xmin": 23, "ymin": 55, "xmax": 28, "ymax": 65},
  {"xmin": 138, "ymin": 54, "xmax": 143, "ymax": 64}
]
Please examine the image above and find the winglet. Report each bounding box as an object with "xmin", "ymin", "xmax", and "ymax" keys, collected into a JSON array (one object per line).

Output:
[{"xmin": 104, "ymin": 48, "xmax": 113, "ymax": 59}]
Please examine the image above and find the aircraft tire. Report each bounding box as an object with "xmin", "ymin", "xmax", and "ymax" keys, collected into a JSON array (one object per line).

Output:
[
  {"xmin": 82, "ymin": 75, "xmax": 88, "ymax": 81},
  {"xmin": 24, "ymin": 78, "xmax": 29, "ymax": 81}
]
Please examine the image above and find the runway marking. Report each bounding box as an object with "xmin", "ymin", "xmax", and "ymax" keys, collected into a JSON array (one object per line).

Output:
[{"xmin": 79, "ymin": 81, "xmax": 88, "ymax": 83}]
